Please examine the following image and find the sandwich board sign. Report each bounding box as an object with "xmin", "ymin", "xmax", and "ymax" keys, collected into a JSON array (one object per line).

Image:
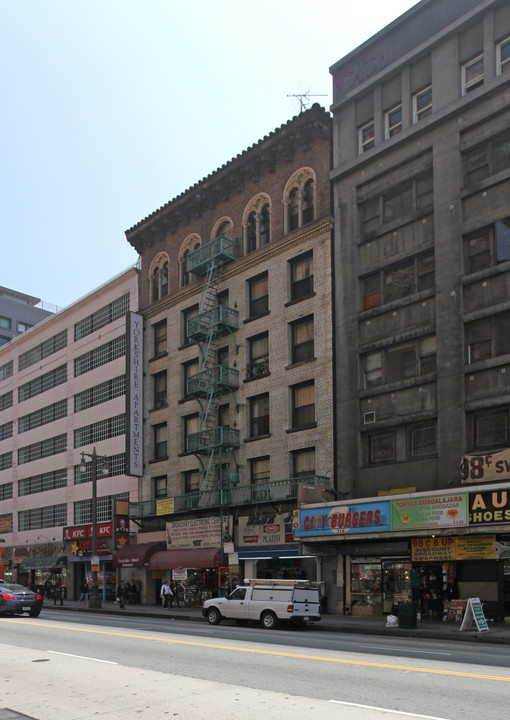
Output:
[{"xmin": 460, "ymin": 597, "xmax": 489, "ymax": 632}]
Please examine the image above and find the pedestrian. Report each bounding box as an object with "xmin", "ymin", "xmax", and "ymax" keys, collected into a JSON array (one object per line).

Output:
[
  {"xmin": 117, "ymin": 580, "xmax": 126, "ymax": 609},
  {"xmin": 79, "ymin": 579, "xmax": 89, "ymax": 603},
  {"xmin": 160, "ymin": 580, "xmax": 173, "ymax": 609},
  {"xmin": 170, "ymin": 582, "xmax": 179, "ymax": 608},
  {"xmin": 44, "ymin": 578, "xmax": 52, "ymax": 599}
]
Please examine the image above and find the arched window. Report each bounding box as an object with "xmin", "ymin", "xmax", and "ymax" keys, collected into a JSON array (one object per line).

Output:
[
  {"xmin": 182, "ymin": 250, "xmax": 191, "ymax": 287},
  {"xmin": 247, "ymin": 212, "xmax": 257, "ymax": 253},
  {"xmin": 302, "ymin": 179, "xmax": 314, "ymax": 225},
  {"xmin": 216, "ymin": 220, "xmax": 232, "ymax": 239},
  {"xmin": 179, "ymin": 234, "xmax": 201, "ymax": 289},
  {"xmin": 161, "ymin": 262, "xmax": 169, "ymax": 298},
  {"xmin": 288, "ymin": 188, "xmax": 299, "ymax": 232},
  {"xmin": 260, "ymin": 204, "xmax": 270, "ymax": 246},
  {"xmin": 151, "ymin": 267, "xmax": 160, "ymax": 303}
]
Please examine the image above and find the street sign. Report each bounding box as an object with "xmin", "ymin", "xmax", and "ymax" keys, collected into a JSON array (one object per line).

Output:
[
  {"xmin": 460, "ymin": 597, "xmax": 489, "ymax": 632},
  {"xmin": 223, "ymin": 542, "xmax": 234, "ymax": 554}
]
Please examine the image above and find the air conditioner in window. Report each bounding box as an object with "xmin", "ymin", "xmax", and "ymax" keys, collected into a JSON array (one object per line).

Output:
[{"xmin": 364, "ymin": 411, "xmax": 376, "ymax": 424}]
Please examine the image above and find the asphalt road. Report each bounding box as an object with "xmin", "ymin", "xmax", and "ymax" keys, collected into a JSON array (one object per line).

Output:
[{"xmin": 2, "ymin": 608, "xmax": 510, "ymax": 720}]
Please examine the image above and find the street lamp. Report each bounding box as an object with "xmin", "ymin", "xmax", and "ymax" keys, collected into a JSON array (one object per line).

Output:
[{"xmin": 79, "ymin": 447, "xmax": 109, "ymax": 609}]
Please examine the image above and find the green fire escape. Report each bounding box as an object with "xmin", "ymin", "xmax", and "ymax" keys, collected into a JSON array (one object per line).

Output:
[{"xmin": 185, "ymin": 234, "xmax": 240, "ymax": 501}]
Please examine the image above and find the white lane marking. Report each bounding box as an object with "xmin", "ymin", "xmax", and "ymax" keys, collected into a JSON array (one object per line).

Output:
[
  {"xmin": 360, "ymin": 645, "xmax": 451, "ymax": 656},
  {"xmin": 47, "ymin": 650, "xmax": 117, "ymax": 664},
  {"xmin": 329, "ymin": 700, "xmax": 450, "ymax": 719}
]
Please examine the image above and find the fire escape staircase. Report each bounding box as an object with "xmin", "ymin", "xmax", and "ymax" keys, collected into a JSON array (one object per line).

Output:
[{"xmin": 185, "ymin": 234, "xmax": 240, "ymax": 495}]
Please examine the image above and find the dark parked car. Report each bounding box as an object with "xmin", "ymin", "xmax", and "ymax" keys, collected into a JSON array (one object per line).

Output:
[{"xmin": 0, "ymin": 583, "xmax": 43, "ymax": 617}]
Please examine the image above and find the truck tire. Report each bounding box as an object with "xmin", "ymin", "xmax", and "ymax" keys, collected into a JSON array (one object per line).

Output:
[
  {"xmin": 206, "ymin": 607, "xmax": 222, "ymax": 625},
  {"xmin": 261, "ymin": 611, "xmax": 278, "ymax": 629}
]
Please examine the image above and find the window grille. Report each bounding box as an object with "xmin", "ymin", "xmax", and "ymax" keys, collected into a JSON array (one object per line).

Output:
[
  {"xmin": 74, "ymin": 335, "xmax": 125, "ymax": 377},
  {"xmin": 19, "ymin": 503, "xmax": 67, "ymax": 531},
  {"xmin": 0, "ymin": 391, "xmax": 13, "ymax": 411},
  {"xmin": 0, "ymin": 452, "xmax": 12, "ymax": 471},
  {"xmin": 0, "ymin": 421, "xmax": 13, "ymax": 441},
  {"xmin": 0, "ymin": 482, "xmax": 13, "ymax": 501},
  {"xmin": 74, "ymin": 375, "xmax": 126, "ymax": 412},
  {"xmin": 0, "ymin": 361, "xmax": 13, "ymax": 382},
  {"xmin": 18, "ymin": 330, "xmax": 67, "ymax": 371},
  {"xmin": 18, "ymin": 434, "xmax": 67, "ymax": 465},
  {"xmin": 18, "ymin": 399, "xmax": 67, "ymax": 433},
  {"xmin": 74, "ymin": 294, "xmax": 130, "ymax": 341},
  {"xmin": 74, "ymin": 414, "xmax": 125, "ymax": 448},
  {"xmin": 19, "ymin": 468, "xmax": 67, "ymax": 496},
  {"xmin": 18, "ymin": 365, "xmax": 67, "ymax": 403}
]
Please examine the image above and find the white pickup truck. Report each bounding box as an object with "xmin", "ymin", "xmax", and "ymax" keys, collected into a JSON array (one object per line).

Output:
[{"xmin": 202, "ymin": 579, "xmax": 321, "ymax": 629}]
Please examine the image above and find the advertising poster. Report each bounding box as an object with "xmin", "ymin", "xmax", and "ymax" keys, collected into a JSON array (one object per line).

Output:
[
  {"xmin": 469, "ymin": 490, "xmax": 510, "ymax": 526},
  {"xmin": 392, "ymin": 494, "xmax": 468, "ymax": 531},
  {"xmin": 238, "ymin": 512, "xmax": 294, "ymax": 547},
  {"xmin": 411, "ymin": 535, "xmax": 496, "ymax": 562},
  {"xmin": 157, "ymin": 498, "xmax": 175, "ymax": 516},
  {"xmin": 296, "ymin": 501, "xmax": 391, "ymax": 537},
  {"xmin": 166, "ymin": 516, "xmax": 232, "ymax": 550},
  {"xmin": 461, "ymin": 448, "xmax": 510, "ymax": 483}
]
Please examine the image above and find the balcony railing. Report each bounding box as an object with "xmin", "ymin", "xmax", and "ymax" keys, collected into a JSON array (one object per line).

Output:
[
  {"xmin": 187, "ymin": 235, "xmax": 239, "ymax": 276},
  {"xmin": 187, "ymin": 365, "xmax": 239, "ymax": 398},
  {"xmin": 186, "ymin": 426, "xmax": 240, "ymax": 454},
  {"xmin": 128, "ymin": 474, "xmax": 332, "ymax": 519},
  {"xmin": 187, "ymin": 304, "xmax": 239, "ymax": 342}
]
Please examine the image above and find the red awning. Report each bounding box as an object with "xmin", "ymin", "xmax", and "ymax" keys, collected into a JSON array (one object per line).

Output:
[
  {"xmin": 113, "ymin": 542, "xmax": 166, "ymax": 569},
  {"xmin": 148, "ymin": 548, "xmax": 222, "ymax": 571}
]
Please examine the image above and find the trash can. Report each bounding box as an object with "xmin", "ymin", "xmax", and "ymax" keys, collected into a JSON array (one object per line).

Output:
[{"xmin": 398, "ymin": 601, "xmax": 417, "ymax": 629}]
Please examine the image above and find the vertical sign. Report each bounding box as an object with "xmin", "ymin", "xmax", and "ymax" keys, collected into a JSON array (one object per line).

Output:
[{"xmin": 126, "ymin": 312, "xmax": 143, "ymax": 476}]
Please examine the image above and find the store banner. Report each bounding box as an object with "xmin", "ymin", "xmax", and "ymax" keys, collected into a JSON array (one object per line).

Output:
[
  {"xmin": 0, "ymin": 516, "xmax": 12, "ymax": 532},
  {"xmin": 238, "ymin": 512, "xmax": 294, "ymax": 547},
  {"xmin": 166, "ymin": 516, "xmax": 232, "ymax": 550},
  {"xmin": 391, "ymin": 494, "xmax": 468, "ymax": 532},
  {"xmin": 157, "ymin": 498, "xmax": 175, "ymax": 516},
  {"xmin": 411, "ymin": 535, "xmax": 496, "ymax": 562},
  {"xmin": 461, "ymin": 448, "xmax": 510, "ymax": 484},
  {"xmin": 295, "ymin": 501, "xmax": 391, "ymax": 537},
  {"xmin": 469, "ymin": 490, "xmax": 510, "ymax": 526}
]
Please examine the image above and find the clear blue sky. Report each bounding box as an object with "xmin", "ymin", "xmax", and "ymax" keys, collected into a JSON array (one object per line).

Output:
[{"xmin": 1, "ymin": 0, "xmax": 417, "ymax": 310}]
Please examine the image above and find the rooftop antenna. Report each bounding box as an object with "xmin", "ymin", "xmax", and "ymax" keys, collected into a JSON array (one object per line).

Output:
[{"xmin": 287, "ymin": 90, "xmax": 328, "ymax": 112}]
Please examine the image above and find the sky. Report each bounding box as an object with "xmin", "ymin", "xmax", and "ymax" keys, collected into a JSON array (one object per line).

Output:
[{"xmin": 1, "ymin": 0, "xmax": 418, "ymax": 310}]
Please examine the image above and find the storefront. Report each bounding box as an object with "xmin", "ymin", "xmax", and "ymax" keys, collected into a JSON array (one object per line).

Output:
[
  {"xmin": 112, "ymin": 541, "xmax": 166, "ymax": 604},
  {"xmin": 296, "ymin": 487, "xmax": 510, "ymax": 619},
  {"xmin": 149, "ymin": 547, "xmax": 226, "ymax": 604},
  {"xmin": 18, "ymin": 555, "xmax": 67, "ymax": 593}
]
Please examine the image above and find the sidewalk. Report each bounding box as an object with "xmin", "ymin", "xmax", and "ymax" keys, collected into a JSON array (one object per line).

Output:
[{"xmin": 47, "ymin": 598, "xmax": 510, "ymax": 645}]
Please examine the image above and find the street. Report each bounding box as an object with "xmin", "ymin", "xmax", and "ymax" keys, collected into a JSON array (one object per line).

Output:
[{"xmin": 2, "ymin": 608, "xmax": 510, "ymax": 720}]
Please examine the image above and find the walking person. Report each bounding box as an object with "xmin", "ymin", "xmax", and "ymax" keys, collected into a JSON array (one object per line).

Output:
[
  {"xmin": 79, "ymin": 579, "xmax": 89, "ymax": 603},
  {"xmin": 160, "ymin": 580, "xmax": 173, "ymax": 609},
  {"xmin": 170, "ymin": 582, "xmax": 179, "ymax": 608},
  {"xmin": 117, "ymin": 580, "xmax": 126, "ymax": 609}
]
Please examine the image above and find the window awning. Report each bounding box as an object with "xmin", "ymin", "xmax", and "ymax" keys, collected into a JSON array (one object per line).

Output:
[
  {"xmin": 148, "ymin": 548, "xmax": 222, "ymax": 571},
  {"xmin": 20, "ymin": 556, "xmax": 67, "ymax": 570},
  {"xmin": 113, "ymin": 542, "xmax": 166, "ymax": 569}
]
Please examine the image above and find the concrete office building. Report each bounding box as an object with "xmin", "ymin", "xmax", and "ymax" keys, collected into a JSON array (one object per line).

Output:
[
  {"xmin": 297, "ymin": 0, "xmax": 510, "ymax": 618},
  {"xmin": 0, "ymin": 286, "xmax": 56, "ymax": 347}
]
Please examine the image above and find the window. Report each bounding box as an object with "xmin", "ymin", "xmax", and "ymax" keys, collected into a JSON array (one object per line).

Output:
[
  {"xmin": 260, "ymin": 204, "xmax": 270, "ymax": 246},
  {"xmin": 184, "ymin": 469, "xmax": 200, "ymax": 494},
  {"xmin": 17, "ymin": 321, "xmax": 33, "ymax": 333},
  {"xmin": 19, "ymin": 503, "xmax": 67, "ymax": 531},
  {"xmin": 19, "ymin": 365, "xmax": 67, "ymax": 402},
  {"xmin": 467, "ymin": 312, "xmax": 510, "ymax": 363},
  {"xmin": 472, "ymin": 408, "xmax": 508, "ymax": 450},
  {"xmin": 19, "ymin": 330, "xmax": 67, "ymax": 371},
  {"xmin": 290, "ymin": 252, "xmax": 313, "ymax": 302},
  {"xmin": 464, "ymin": 218, "xmax": 510, "ymax": 273},
  {"xmin": 248, "ymin": 274, "xmax": 268, "ymax": 319},
  {"xmin": 152, "ymin": 267, "xmax": 160, "ymax": 303},
  {"xmin": 74, "ymin": 415, "xmax": 125, "ymax": 448},
  {"xmin": 154, "ymin": 475, "xmax": 167, "ymax": 499},
  {"xmin": 250, "ymin": 457, "xmax": 270, "ymax": 500},
  {"xmin": 19, "ymin": 469, "xmax": 67, "ymax": 496},
  {"xmin": 291, "ymin": 316, "xmax": 314, "ymax": 364},
  {"xmin": 292, "ymin": 447, "xmax": 316, "ymax": 479},
  {"xmin": 153, "ymin": 423, "xmax": 167, "ymax": 461},
  {"xmin": 18, "ymin": 400, "xmax": 67, "ymax": 433},
  {"xmin": 73, "ymin": 492, "xmax": 128, "ymax": 525},
  {"xmin": 497, "ymin": 36, "xmax": 510, "ymax": 75},
  {"xmin": 0, "ymin": 316, "xmax": 11, "ymax": 330},
  {"xmin": 363, "ymin": 252, "xmax": 435, "ymax": 309},
  {"xmin": 412, "ymin": 85, "xmax": 432, "ymax": 123},
  {"xmin": 358, "ymin": 120, "xmax": 375, "ymax": 154},
  {"xmin": 216, "ymin": 220, "xmax": 233, "ymax": 239},
  {"xmin": 183, "ymin": 358, "xmax": 199, "ymax": 400},
  {"xmin": 183, "ymin": 414, "xmax": 199, "ymax": 453},
  {"xmin": 0, "ymin": 425, "xmax": 9, "ymax": 446},
  {"xmin": 153, "ymin": 371, "xmax": 167, "ymax": 409},
  {"xmin": 301, "ymin": 180, "xmax": 314, "ymax": 225},
  {"xmin": 360, "ymin": 170, "xmax": 433, "ymax": 240},
  {"xmin": 363, "ymin": 336, "xmax": 436, "ymax": 388},
  {"xmin": 0, "ymin": 452, "xmax": 12, "ymax": 471},
  {"xmin": 463, "ymin": 129, "xmax": 510, "ymax": 185},
  {"xmin": 218, "ymin": 403, "xmax": 230, "ymax": 428},
  {"xmin": 153, "ymin": 320, "xmax": 167, "ymax": 357},
  {"xmin": 384, "ymin": 103, "xmax": 402, "ymax": 139},
  {"xmin": 0, "ymin": 360, "xmax": 13, "ymax": 382},
  {"xmin": 18, "ymin": 434, "xmax": 67, "ymax": 465},
  {"xmin": 462, "ymin": 54, "xmax": 484, "ymax": 94},
  {"xmin": 0, "ymin": 482, "xmax": 13, "ymax": 501},
  {"xmin": 288, "ymin": 188, "xmax": 299, "ymax": 232},
  {"xmin": 0, "ymin": 336, "xmax": 9, "ymax": 347},
  {"xmin": 249, "ymin": 394, "xmax": 270, "ymax": 438},
  {"xmin": 74, "ymin": 376, "xmax": 125, "ymax": 412},
  {"xmin": 369, "ymin": 431, "xmax": 396, "ymax": 463},
  {"xmin": 182, "ymin": 305, "xmax": 199, "ymax": 346},
  {"xmin": 0, "ymin": 391, "xmax": 13, "ymax": 412},
  {"xmin": 150, "ymin": 255, "xmax": 170, "ymax": 302},
  {"xmin": 247, "ymin": 332, "xmax": 269, "ymax": 379},
  {"xmin": 247, "ymin": 212, "xmax": 257, "ymax": 253},
  {"xmin": 74, "ymin": 294, "xmax": 129, "ymax": 341},
  {"xmin": 217, "ymin": 345, "xmax": 229, "ymax": 368},
  {"xmin": 292, "ymin": 382, "xmax": 315, "ymax": 429},
  {"xmin": 74, "ymin": 336, "xmax": 125, "ymax": 377},
  {"xmin": 409, "ymin": 422, "xmax": 437, "ymax": 458}
]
